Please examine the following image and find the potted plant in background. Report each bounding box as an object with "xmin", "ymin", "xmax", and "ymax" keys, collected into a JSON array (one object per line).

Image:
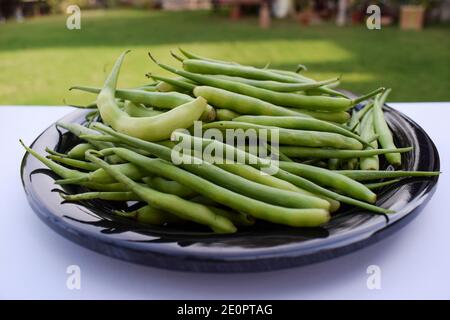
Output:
[{"xmin": 398, "ymin": 0, "xmax": 431, "ymax": 30}]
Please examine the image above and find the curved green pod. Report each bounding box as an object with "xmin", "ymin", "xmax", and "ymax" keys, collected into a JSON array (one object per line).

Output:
[
  {"xmin": 95, "ymin": 51, "xmax": 208, "ymax": 141},
  {"xmin": 372, "ymin": 89, "xmax": 401, "ymax": 166},
  {"xmin": 334, "ymin": 170, "xmax": 440, "ymax": 181},
  {"xmin": 203, "ymin": 121, "xmax": 363, "ymax": 150},
  {"xmin": 278, "ymin": 161, "xmax": 376, "ymax": 203},
  {"xmin": 210, "ymin": 75, "xmax": 340, "ymax": 93},
  {"xmin": 232, "ymin": 115, "xmax": 370, "ymax": 146},
  {"xmin": 194, "ymin": 86, "xmax": 309, "ymax": 117},
  {"xmin": 279, "ymin": 146, "xmax": 412, "ymax": 159},
  {"xmin": 359, "ymin": 110, "xmax": 379, "ymax": 170},
  {"xmin": 56, "ymin": 163, "xmax": 145, "ymax": 185}
]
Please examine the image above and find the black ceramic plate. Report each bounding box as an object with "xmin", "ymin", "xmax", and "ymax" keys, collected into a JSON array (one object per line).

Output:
[{"xmin": 21, "ymin": 106, "xmax": 440, "ymax": 273}]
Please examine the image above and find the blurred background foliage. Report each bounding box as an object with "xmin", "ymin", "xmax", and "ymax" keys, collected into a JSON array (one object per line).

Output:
[{"xmin": 0, "ymin": 2, "xmax": 448, "ymax": 105}]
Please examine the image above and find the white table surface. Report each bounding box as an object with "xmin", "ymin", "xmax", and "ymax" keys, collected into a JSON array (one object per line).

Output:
[{"xmin": 1, "ymin": 103, "xmax": 449, "ymax": 300}]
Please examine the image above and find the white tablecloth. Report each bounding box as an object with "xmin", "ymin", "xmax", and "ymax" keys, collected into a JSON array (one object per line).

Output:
[{"xmin": 1, "ymin": 103, "xmax": 449, "ymax": 299}]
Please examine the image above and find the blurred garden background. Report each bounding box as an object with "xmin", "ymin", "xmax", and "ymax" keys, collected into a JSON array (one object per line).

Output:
[{"xmin": 0, "ymin": 0, "xmax": 449, "ymax": 105}]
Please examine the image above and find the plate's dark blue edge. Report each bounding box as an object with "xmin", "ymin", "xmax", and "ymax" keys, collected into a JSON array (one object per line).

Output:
[{"xmin": 20, "ymin": 105, "xmax": 440, "ymax": 273}]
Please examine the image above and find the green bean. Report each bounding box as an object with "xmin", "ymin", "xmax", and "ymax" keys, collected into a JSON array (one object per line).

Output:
[
  {"xmin": 176, "ymin": 49, "xmax": 347, "ymax": 98},
  {"xmin": 45, "ymin": 147, "xmax": 67, "ymax": 158},
  {"xmin": 80, "ymin": 182, "xmax": 129, "ymax": 191},
  {"xmin": 353, "ymin": 89, "xmax": 388, "ymax": 106},
  {"xmin": 211, "ymin": 75, "xmax": 340, "ymax": 93},
  {"xmin": 335, "ymin": 170, "xmax": 440, "ymax": 181},
  {"xmin": 171, "ymin": 133, "xmax": 391, "ymax": 214},
  {"xmin": 233, "ymin": 115, "xmax": 370, "ymax": 146},
  {"xmin": 66, "ymin": 187, "xmax": 250, "ymax": 226},
  {"xmin": 92, "ymin": 123, "xmax": 329, "ymax": 210},
  {"xmin": 79, "ymin": 133, "xmax": 122, "ymax": 143},
  {"xmin": 65, "ymin": 143, "xmax": 95, "ymax": 160},
  {"xmin": 79, "ymin": 133, "xmax": 156, "ymax": 158},
  {"xmin": 62, "ymin": 191, "xmax": 139, "ymax": 201},
  {"xmin": 180, "ymin": 57, "xmax": 312, "ymax": 82},
  {"xmin": 267, "ymin": 69, "xmax": 349, "ymax": 98},
  {"xmin": 263, "ymin": 142, "xmax": 293, "ymax": 163},
  {"xmin": 278, "ymin": 161, "xmax": 376, "ymax": 203},
  {"xmin": 64, "ymin": 178, "xmax": 195, "ymax": 201},
  {"xmin": 365, "ymin": 179, "xmax": 402, "ymax": 190},
  {"xmin": 207, "ymin": 206, "xmax": 255, "ymax": 227},
  {"xmin": 170, "ymin": 50, "xmax": 186, "ymax": 62},
  {"xmin": 67, "ymin": 102, "xmax": 97, "ymax": 109},
  {"xmin": 56, "ymin": 162, "xmax": 145, "ymax": 185},
  {"xmin": 170, "ymin": 194, "xmax": 255, "ymax": 226},
  {"xmin": 94, "ymin": 51, "xmax": 208, "ymax": 142},
  {"xmin": 151, "ymin": 55, "xmax": 354, "ymax": 111},
  {"xmin": 178, "ymin": 47, "xmax": 239, "ymax": 65},
  {"xmin": 96, "ymin": 148, "xmax": 329, "ymax": 227},
  {"xmin": 150, "ymin": 74, "xmax": 196, "ymax": 92},
  {"xmin": 345, "ymin": 103, "xmax": 361, "ymax": 172},
  {"xmin": 66, "ymin": 189, "xmax": 250, "ymax": 227},
  {"xmin": 57, "ymin": 122, "xmax": 123, "ymax": 164},
  {"xmin": 72, "ymin": 86, "xmax": 193, "ymax": 108},
  {"xmin": 21, "ymin": 140, "xmax": 88, "ymax": 180},
  {"xmin": 215, "ymin": 109, "xmax": 240, "ymax": 121},
  {"xmin": 63, "ymin": 190, "xmax": 190, "ymax": 224},
  {"xmin": 175, "ymin": 133, "xmax": 340, "ymax": 212},
  {"xmin": 56, "ymin": 122, "xmax": 115, "ymax": 150},
  {"xmin": 305, "ymin": 86, "xmax": 349, "ymax": 98},
  {"xmin": 167, "ymin": 55, "xmax": 383, "ymax": 109},
  {"xmin": 359, "ymin": 110, "xmax": 379, "ymax": 170},
  {"xmin": 267, "ymin": 68, "xmax": 312, "ymax": 82},
  {"xmin": 174, "ymin": 134, "xmax": 336, "ymax": 212},
  {"xmin": 72, "ymin": 85, "xmax": 216, "ymax": 123},
  {"xmin": 203, "ymin": 121, "xmax": 363, "ymax": 150},
  {"xmin": 273, "ymin": 169, "xmax": 393, "ymax": 214},
  {"xmin": 127, "ymin": 133, "xmax": 328, "ymax": 213},
  {"xmin": 47, "ymin": 155, "xmax": 99, "ymax": 171},
  {"xmin": 135, "ymin": 85, "xmax": 158, "ymax": 92},
  {"xmin": 279, "ymin": 146, "xmax": 412, "ymax": 159},
  {"xmin": 214, "ymin": 162, "xmax": 296, "ymax": 191},
  {"xmin": 193, "ymin": 86, "xmax": 311, "ymax": 117},
  {"xmin": 372, "ymin": 89, "xmax": 401, "ymax": 166},
  {"xmin": 114, "ymin": 205, "xmax": 184, "ymax": 225},
  {"xmin": 155, "ymin": 76, "xmax": 196, "ymax": 93},
  {"xmin": 213, "ymin": 162, "xmax": 340, "ymax": 212},
  {"xmin": 84, "ymin": 150, "xmax": 236, "ymax": 233},
  {"xmin": 142, "ymin": 176, "xmax": 197, "ymax": 198},
  {"xmin": 124, "ymin": 101, "xmax": 162, "ymax": 117},
  {"xmin": 289, "ymin": 109, "xmax": 351, "ymax": 123},
  {"xmin": 20, "ymin": 140, "xmax": 130, "ymax": 191}
]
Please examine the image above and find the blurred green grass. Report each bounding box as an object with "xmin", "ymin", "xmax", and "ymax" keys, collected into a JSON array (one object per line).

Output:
[{"xmin": 0, "ymin": 9, "xmax": 449, "ymax": 105}]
